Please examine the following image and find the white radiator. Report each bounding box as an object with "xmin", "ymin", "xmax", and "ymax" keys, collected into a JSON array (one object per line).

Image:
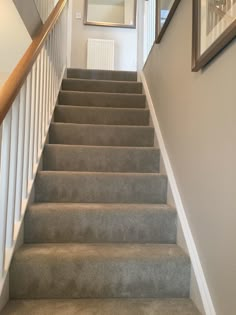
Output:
[{"xmin": 87, "ymin": 38, "xmax": 115, "ymax": 70}]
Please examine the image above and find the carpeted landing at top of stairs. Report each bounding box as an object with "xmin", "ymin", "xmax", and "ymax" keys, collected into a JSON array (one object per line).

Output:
[{"xmin": 1, "ymin": 68, "xmax": 201, "ymax": 315}]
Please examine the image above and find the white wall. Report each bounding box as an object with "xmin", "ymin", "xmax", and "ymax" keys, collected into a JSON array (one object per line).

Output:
[
  {"xmin": 0, "ymin": 0, "xmax": 31, "ymax": 87},
  {"xmin": 143, "ymin": 1, "xmax": 236, "ymax": 314},
  {"xmin": 70, "ymin": 0, "xmax": 137, "ymax": 70}
]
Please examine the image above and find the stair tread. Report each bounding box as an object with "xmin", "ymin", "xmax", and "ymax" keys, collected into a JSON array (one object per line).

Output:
[
  {"xmin": 59, "ymin": 90, "xmax": 146, "ymax": 108},
  {"xmin": 29, "ymin": 203, "xmax": 173, "ymax": 211},
  {"xmin": 10, "ymin": 242, "xmax": 190, "ymax": 299},
  {"xmin": 63, "ymin": 78, "xmax": 142, "ymax": 85},
  {"xmin": 38, "ymin": 170, "xmax": 163, "ymax": 175},
  {"xmin": 1, "ymin": 299, "xmax": 201, "ymax": 315},
  {"xmin": 54, "ymin": 105, "xmax": 149, "ymax": 126},
  {"xmin": 56, "ymin": 104, "xmax": 148, "ymax": 111},
  {"xmin": 49, "ymin": 123, "xmax": 154, "ymax": 147},
  {"xmin": 13, "ymin": 243, "xmax": 188, "ymax": 261},
  {"xmin": 67, "ymin": 68, "xmax": 138, "ymax": 81},
  {"xmin": 45, "ymin": 144, "xmax": 159, "ymax": 150},
  {"xmin": 62, "ymin": 78, "xmax": 142, "ymax": 94},
  {"xmin": 35, "ymin": 171, "xmax": 167, "ymax": 204},
  {"xmin": 51, "ymin": 122, "xmax": 153, "ymax": 129},
  {"xmin": 43, "ymin": 144, "xmax": 160, "ymax": 172},
  {"xmin": 60, "ymin": 90, "xmax": 145, "ymax": 96},
  {"xmin": 25, "ymin": 203, "xmax": 176, "ymax": 244}
]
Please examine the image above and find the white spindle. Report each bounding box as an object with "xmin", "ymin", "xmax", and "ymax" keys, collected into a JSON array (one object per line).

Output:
[
  {"xmin": 45, "ymin": 40, "xmax": 50, "ymax": 134},
  {"xmin": 0, "ymin": 109, "xmax": 12, "ymax": 276},
  {"xmin": 15, "ymin": 86, "xmax": 27, "ymax": 222},
  {"xmin": 29, "ymin": 65, "xmax": 37, "ymax": 181},
  {"xmin": 49, "ymin": 32, "xmax": 54, "ymax": 115},
  {"xmin": 34, "ymin": 57, "xmax": 40, "ymax": 164},
  {"xmin": 6, "ymin": 98, "xmax": 20, "ymax": 248},
  {"xmin": 38, "ymin": 51, "xmax": 44, "ymax": 153},
  {"xmin": 22, "ymin": 74, "xmax": 32, "ymax": 199}
]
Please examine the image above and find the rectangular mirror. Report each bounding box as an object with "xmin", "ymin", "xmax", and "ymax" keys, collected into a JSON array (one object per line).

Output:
[
  {"xmin": 156, "ymin": 0, "xmax": 181, "ymax": 43},
  {"xmin": 84, "ymin": 0, "xmax": 137, "ymax": 28}
]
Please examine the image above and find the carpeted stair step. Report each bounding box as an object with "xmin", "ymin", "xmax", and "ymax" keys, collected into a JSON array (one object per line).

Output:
[
  {"xmin": 67, "ymin": 68, "xmax": 137, "ymax": 81},
  {"xmin": 59, "ymin": 91, "xmax": 146, "ymax": 108},
  {"xmin": 1, "ymin": 298, "xmax": 201, "ymax": 315},
  {"xmin": 43, "ymin": 145, "xmax": 160, "ymax": 172},
  {"xmin": 54, "ymin": 105, "xmax": 149, "ymax": 126},
  {"xmin": 49, "ymin": 123, "xmax": 154, "ymax": 147},
  {"xmin": 62, "ymin": 78, "xmax": 143, "ymax": 94},
  {"xmin": 24, "ymin": 203, "xmax": 176, "ymax": 244},
  {"xmin": 10, "ymin": 243, "xmax": 190, "ymax": 299},
  {"xmin": 35, "ymin": 172, "xmax": 167, "ymax": 203}
]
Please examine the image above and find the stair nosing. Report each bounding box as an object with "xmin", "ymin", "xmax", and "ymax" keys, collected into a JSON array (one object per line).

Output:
[
  {"xmin": 55, "ymin": 104, "xmax": 149, "ymax": 112},
  {"xmin": 29, "ymin": 202, "xmax": 174, "ymax": 208},
  {"xmin": 44, "ymin": 144, "xmax": 159, "ymax": 150},
  {"xmin": 2, "ymin": 298, "xmax": 201, "ymax": 315},
  {"xmin": 14, "ymin": 243, "xmax": 188, "ymax": 261},
  {"xmin": 59, "ymin": 90, "xmax": 145, "ymax": 97},
  {"xmin": 37, "ymin": 170, "xmax": 165, "ymax": 176},
  {"xmin": 51, "ymin": 122, "xmax": 153, "ymax": 129},
  {"xmin": 67, "ymin": 68, "xmax": 137, "ymax": 75},
  {"xmin": 62, "ymin": 78, "xmax": 142, "ymax": 85}
]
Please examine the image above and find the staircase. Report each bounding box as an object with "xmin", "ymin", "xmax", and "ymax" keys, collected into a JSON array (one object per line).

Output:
[{"xmin": 1, "ymin": 69, "xmax": 201, "ymax": 315}]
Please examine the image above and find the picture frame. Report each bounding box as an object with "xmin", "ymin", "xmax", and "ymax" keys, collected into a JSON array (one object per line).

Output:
[
  {"xmin": 192, "ymin": 0, "xmax": 236, "ymax": 72},
  {"xmin": 156, "ymin": 0, "xmax": 181, "ymax": 43}
]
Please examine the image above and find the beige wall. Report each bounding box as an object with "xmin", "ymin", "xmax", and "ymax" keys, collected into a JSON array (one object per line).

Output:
[
  {"xmin": 13, "ymin": 0, "xmax": 42, "ymax": 37},
  {"xmin": 144, "ymin": 1, "xmax": 236, "ymax": 314},
  {"xmin": 70, "ymin": 0, "xmax": 137, "ymax": 70},
  {"xmin": 0, "ymin": 0, "xmax": 31, "ymax": 87}
]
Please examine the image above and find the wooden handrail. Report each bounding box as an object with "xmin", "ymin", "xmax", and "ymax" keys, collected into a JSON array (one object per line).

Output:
[{"xmin": 0, "ymin": 0, "xmax": 68, "ymax": 125}]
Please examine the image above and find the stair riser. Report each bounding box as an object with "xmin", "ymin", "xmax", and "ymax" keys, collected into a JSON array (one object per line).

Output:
[
  {"xmin": 24, "ymin": 207, "xmax": 176, "ymax": 243},
  {"xmin": 59, "ymin": 91, "xmax": 146, "ymax": 108},
  {"xmin": 67, "ymin": 68, "xmax": 137, "ymax": 81},
  {"xmin": 35, "ymin": 173, "xmax": 167, "ymax": 203},
  {"xmin": 62, "ymin": 79, "xmax": 143, "ymax": 94},
  {"xmin": 49, "ymin": 124, "xmax": 154, "ymax": 147},
  {"xmin": 43, "ymin": 146, "xmax": 160, "ymax": 172},
  {"xmin": 54, "ymin": 106, "xmax": 149, "ymax": 126},
  {"xmin": 10, "ymin": 257, "xmax": 190, "ymax": 299}
]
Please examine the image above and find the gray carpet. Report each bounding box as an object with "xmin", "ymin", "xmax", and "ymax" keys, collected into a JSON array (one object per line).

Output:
[
  {"xmin": 1, "ymin": 299, "xmax": 201, "ymax": 315},
  {"xmin": 1, "ymin": 68, "xmax": 201, "ymax": 314}
]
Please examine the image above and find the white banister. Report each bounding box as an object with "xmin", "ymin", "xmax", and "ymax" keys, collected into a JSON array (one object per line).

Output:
[{"xmin": 0, "ymin": 2, "xmax": 68, "ymax": 295}]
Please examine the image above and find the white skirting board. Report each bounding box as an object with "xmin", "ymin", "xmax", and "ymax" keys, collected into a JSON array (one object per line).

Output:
[
  {"xmin": 87, "ymin": 38, "xmax": 115, "ymax": 70},
  {"xmin": 139, "ymin": 71, "xmax": 216, "ymax": 315}
]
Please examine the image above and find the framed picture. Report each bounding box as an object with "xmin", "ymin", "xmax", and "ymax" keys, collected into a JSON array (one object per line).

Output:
[
  {"xmin": 192, "ymin": 0, "xmax": 236, "ymax": 71},
  {"xmin": 156, "ymin": 0, "xmax": 181, "ymax": 43}
]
